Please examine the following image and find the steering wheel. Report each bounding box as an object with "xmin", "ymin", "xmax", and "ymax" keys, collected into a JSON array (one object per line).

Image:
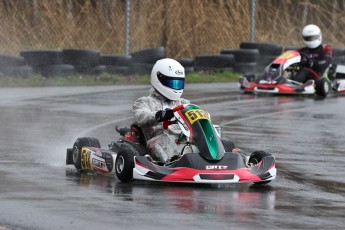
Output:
[{"xmin": 162, "ymin": 105, "xmax": 185, "ymax": 130}]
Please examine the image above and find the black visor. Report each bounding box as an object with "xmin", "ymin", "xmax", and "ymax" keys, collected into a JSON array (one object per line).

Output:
[
  {"xmin": 303, "ymin": 35, "xmax": 320, "ymax": 41},
  {"xmin": 157, "ymin": 72, "xmax": 185, "ymax": 90}
]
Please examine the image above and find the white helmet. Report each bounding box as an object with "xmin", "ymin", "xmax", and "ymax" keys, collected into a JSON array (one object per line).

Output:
[
  {"xmin": 151, "ymin": 58, "xmax": 185, "ymax": 101},
  {"xmin": 302, "ymin": 24, "xmax": 322, "ymax": 49}
]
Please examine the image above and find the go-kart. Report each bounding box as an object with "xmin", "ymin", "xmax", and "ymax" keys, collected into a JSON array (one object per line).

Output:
[
  {"xmin": 239, "ymin": 50, "xmax": 345, "ymax": 97},
  {"xmin": 66, "ymin": 104, "xmax": 277, "ymax": 184}
]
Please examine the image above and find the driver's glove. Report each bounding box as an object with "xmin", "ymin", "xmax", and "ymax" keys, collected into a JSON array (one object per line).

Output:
[
  {"xmin": 155, "ymin": 108, "xmax": 174, "ymax": 122},
  {"xmin": 301, "ymin": 57, "xmax": 313, "ymax": 68}
]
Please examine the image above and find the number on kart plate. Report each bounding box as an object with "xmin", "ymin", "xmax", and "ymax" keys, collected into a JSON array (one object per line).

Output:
[
  {"xmin": 185, "ymin": 109, "xmax": 209, "ymax": 124},
  {"xmin": 81, "ymin": 149, "xmax": 92, "ymax": 170}
]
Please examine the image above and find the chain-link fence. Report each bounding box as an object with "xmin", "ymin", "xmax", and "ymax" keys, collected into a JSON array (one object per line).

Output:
[{"xmin": 0, "ymin": 0, "xmax": 344, "ymax": 58}]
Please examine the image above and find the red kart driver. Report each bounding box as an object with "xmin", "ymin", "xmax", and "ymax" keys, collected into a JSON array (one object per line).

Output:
[{"xmin": 292, "ymin": 24, "xmax": 333, "ymax": 83}]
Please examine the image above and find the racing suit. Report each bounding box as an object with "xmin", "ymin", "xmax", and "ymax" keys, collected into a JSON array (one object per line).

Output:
[
  {"xmin": 292, "ymin": 44, "xmax": 333, "ymax": 83},
  {"xmin": 133, "ymin": 88, "xmax": 190, "ymax": 163}
]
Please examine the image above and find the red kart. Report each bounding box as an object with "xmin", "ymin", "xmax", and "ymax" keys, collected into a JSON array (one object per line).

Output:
[{"xmin": 239, "ymin": 50, "xmax": 345, "ymax": 97}]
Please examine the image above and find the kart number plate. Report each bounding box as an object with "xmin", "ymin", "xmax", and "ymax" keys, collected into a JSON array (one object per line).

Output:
[
  {"xmin": 81, "ymin": 148, "xmax": 92, "ymax": 170},
  {"xmin": 185, "ymin": 109, "xmax": 209, "ymax": 124}
]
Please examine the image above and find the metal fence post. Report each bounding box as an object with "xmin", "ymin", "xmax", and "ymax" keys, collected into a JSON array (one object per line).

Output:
[
  {"xmin": 124, "ymin": 0, "xmax": 130, "ymax": 55},
  {"xmin": 250, "ymin": 0, "xmax": 256, "ymax": 42}
]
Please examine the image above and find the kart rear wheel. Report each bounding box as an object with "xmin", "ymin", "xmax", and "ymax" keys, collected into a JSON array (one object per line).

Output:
[
  {"xmin": 115, "ymin": 143, "xmax": 139, "ymax": 182},
  {"xmin": 72, "ymin": 137, "xmax": 101, "ymax": 170},
  {"xmin": 221, "ymin": 139, "xmax": 235, "ymax": 152},
  {"xmin": 249, "ymin": 151, "xmax": 272, "ymax": 184},
  {"xmin": 315, "ymin": 77, "xmax": 329, "ymax": 98}
]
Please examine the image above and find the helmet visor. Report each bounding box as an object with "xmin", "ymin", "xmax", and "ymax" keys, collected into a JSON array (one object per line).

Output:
[
  {"xmin": 158, "ymin": 72, "xmax": 185, "ymax": 90},
  {"xmin": 303, "ymin": 35, "xmax": 320, "ymax": 42}
]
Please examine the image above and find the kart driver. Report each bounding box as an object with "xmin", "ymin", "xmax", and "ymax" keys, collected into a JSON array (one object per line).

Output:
[
  {"xmin": 292, "ymin": 24, "xmax": 333, "ymax": 83},
  {"xmin": 133, "ymin": 58, "xmax": 190, "ymax": 163}
]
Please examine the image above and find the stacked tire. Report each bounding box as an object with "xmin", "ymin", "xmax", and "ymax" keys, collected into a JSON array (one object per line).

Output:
[
  {"xmin": 177, "ymin": 58, "xmax": 194, "ymax": 74},
  {"xmin": 0, "ymin": 55, "xmax": 33, "ymax": 78},
  {"xmin": 62, "ymin": 49, "xmax": 102, "ymax": 75},
  {"xmin": 99, "ymin": 54, "xmax": 132, "ymax": 76},
  {"xmin": 194, "ymin": 54, "xmax": 235, "ymax": 72},
  {"xmin": 220, "ymin": 48, "xmax": 259, "ymax": 74},
  {"xmin": 129, "ymin": 47, "xmax": 166, "ymax": 75},
  {"xmin": 20, "ymin": 50, "xmax": 74, "ymax": 77},
  {"xmin": 240, "ymin": 42, "xmax": 283, "ymax": 73}
]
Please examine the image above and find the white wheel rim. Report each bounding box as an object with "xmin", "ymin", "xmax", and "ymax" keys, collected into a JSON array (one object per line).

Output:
[
  {"xmin": 116, "ymin": 155, "xmax": 125, "ymax": 173},
  {"xmin": 324, "ymin": 81, "xmax": 329, "ymax": 93},
  {"xmin": 73, "ymin": 146, "xmax": 79, "ymax": 163}
]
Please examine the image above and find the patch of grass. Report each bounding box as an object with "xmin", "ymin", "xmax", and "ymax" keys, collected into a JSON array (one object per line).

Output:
[{"xmin": 0, "ymin": 71, "xmax": 241, "ymax": 87}]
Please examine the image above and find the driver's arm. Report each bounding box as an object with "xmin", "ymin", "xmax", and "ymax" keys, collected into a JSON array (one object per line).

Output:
[
  {"xmin": 133, "ymin": 97, "xmax": 158, "ymax": 128},
  {"xmin": 313, "ymin": 45, "xmax": 333, "ymax": 73}
]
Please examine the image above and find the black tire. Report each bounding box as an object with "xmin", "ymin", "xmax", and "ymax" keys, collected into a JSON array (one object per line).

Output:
[
  {"xmin": 315, "ymin": 77, "xmax": 330, "ymax": 98},
  {"xmin": 220, "ymin": 49, "xmax": 259, "ymax": 63},
  {"xmin": 115, "ymin": 142, "xmax": 140, "ymax": 182},
  {"xmin": 129, "ymin": 62, "xmax": 153, "ymax": 75},
  {"xmin": 256, "ymin": 55, "xmax": 277, "ymax": 72},
  {"xmin": 0, "ymin": 55, "xmax": 26, "ymax": 67},
  {"xmin": 176, "ymin": 58, "xmax": 194, "ymax": 67},
  {"xmin": 221, "ymin": 139, "xmax": 235, "ymax": 152},
  {"xmin": 130, "ymin": 47, "xmax": 166, "ymax": 63},
  {"xmin": 105, "ymin": 66, "xmax": 130, "ymax": 75},
  {"xmin": 0, "ymin": 66, "xmax": 33, "ymax": 78},
  {"xmin": 72, "ymin": 137, "xmax": 101, "ymax": 170},
  {"xmin": 20, "ymin": 50, "xmax": 63, "ymax": 66},
  {"xmin": 184, "ymin": 66, "xmax": 194, "ymax": 74},
  {"xmin": 240, "ymin": 42, "xmax": 283, "ymax": 56},
  {"xmin": 33, "ymin": 64, "xmax": 75, "ymax": 77},
  {"xmin": 194, "ymin": 55, "xmax": 235, "ymax": 73},
  {"xmin": 194, "ymin": 66, "xmax": 234, "ymax": 73},
  {"xmin": 74, "ymin": 65, "xmax": 106, "ymax": 75},
  {"xmin": 234, "ymin": 62, "xmax": 257, "ymax": 74},
  {"xmin": 249, "ymin": 151, "xmax": 273, "ymax": 185},
  {"xmin": 249, "ymin": 151, "xmax": 272, "ymax": 165},
  {"xmin": 62, "ymin": 49, "xmax": 100, "ymax": 67},
  {"xmin": 99, "ymin": 54, "xmax": 132, "ymax": 66}
]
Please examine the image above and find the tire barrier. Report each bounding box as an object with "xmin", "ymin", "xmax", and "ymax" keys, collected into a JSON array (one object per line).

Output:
[
  {"xmin": 0, "ymin": 54, "xmax": 33, "ymax": 77},
  {"xmin": 1, "ymin": 43, "xmax": 345, "ymax": 78},
  {"xmin": 177, "ymin": 58, "xmax": 194, "ymax": 74},
  {"xmin": 129, "ymin": 47, "xmax": 166, "ymax": 75},
  {"xmin": 194, "ymin": 54, "xmax": 235, "ymax": 72}
]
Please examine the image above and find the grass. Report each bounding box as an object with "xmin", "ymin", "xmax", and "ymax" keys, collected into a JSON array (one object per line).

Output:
[{"xmin": 0, "ymin": 71, "xmax": 241, "ymax": 87}]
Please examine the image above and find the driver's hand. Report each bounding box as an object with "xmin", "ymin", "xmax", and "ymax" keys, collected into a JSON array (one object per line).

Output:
[
  {"xmin": 300, "ymin": 55, "xmax": 313, "ymax": 68},
  {"xmin": 155, "ymin": 108, "xmax": 174, "ymax": 122}
]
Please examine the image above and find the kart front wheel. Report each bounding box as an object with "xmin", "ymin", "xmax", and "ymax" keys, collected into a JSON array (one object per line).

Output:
[
  {"xmin": 315, "ymin": 77, "xmax": 329, "ymax": 98},
  {"xmin": 115, "ymin": 143, "xmax": 139, "ymax": 182},
  {"xmin": 72, "ymin": 137, "xmax": 101, "ymax": 170},
  {"xmin": 249, "ymin": 151, "xmax": 272, "ymax": 184}
]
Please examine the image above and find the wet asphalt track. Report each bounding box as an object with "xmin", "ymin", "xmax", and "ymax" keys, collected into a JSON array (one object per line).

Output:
[{"xmin": 0, "ymin": 83, "xmax": 344, "ymax": 230}]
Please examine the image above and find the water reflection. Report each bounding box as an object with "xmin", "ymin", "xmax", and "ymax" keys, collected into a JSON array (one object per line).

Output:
[{"xmin": 65, "ymin": 168, "xmax": 276, "ymax": 222}]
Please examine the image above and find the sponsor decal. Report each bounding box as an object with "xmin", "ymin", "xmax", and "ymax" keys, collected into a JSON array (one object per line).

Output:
[
  {"xmin": 259, "ymin": 80, "xmax": 277, "ymax": 84},
  {"xmin": 206, "ymin": 165, "xmax": 228, "ymax": 170},
  {"xmin": 185, "ymin": 109, "xmax": 210, "ymax": 124},
  {"xmin": 92, "ymin": 158, "xmax": 106, "ymax": 168},
  {"xmin": 175, "ymin": 70, "xmax": 183, "ymax": 75}
]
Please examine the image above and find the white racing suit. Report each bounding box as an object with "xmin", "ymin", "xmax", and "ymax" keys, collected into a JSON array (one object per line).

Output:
[{"xmin": 133, "ymin": 88, "xmax": 190, "ymax": 163}]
